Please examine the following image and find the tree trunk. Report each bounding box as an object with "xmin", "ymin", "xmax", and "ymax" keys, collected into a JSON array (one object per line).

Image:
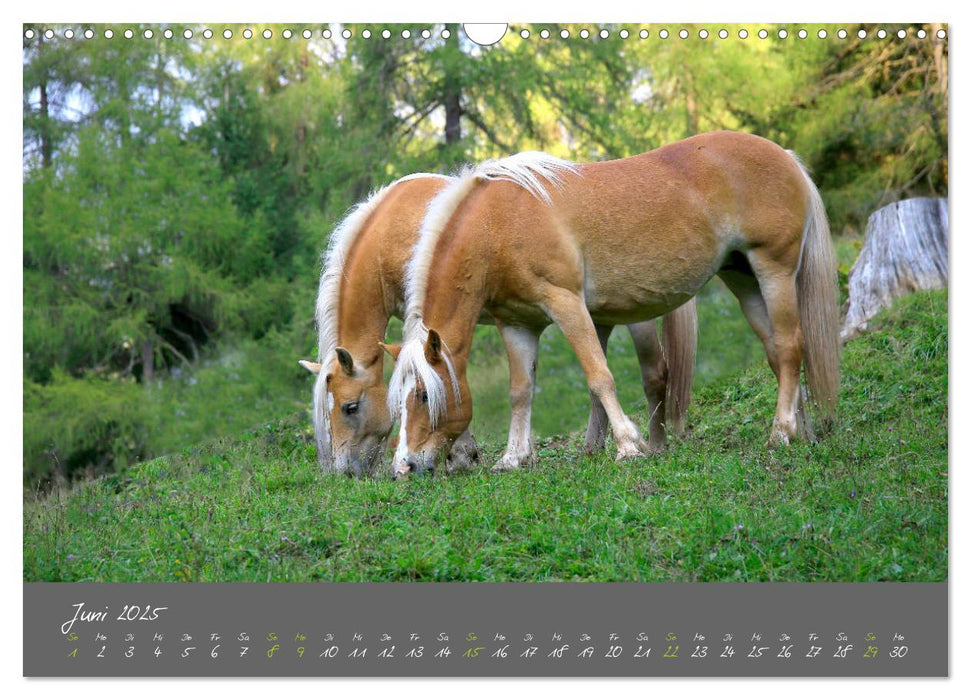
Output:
[
  {"xmin": 841, "ymin": 197, "xmax": 948, "ymax": 341},
  {"xmin": 35, "ymin": 32, "xmax": 53, "ymax": 170},
  {"xmin": 39, "ymin": 80, "xmax": 52, "ymax": 170},
  {"xmin": 141, "ymin": 340, "xmax": 155, "ymax": 384},
  {"xmin": 443, "ymin": 23, "xmax": 462, "ymax": 146},
  {"xmin": 444, "ymin": 90, "xmax": 461, "ymax": 145}
]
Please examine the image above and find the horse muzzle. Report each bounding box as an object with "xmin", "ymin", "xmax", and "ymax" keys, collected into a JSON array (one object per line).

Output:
[
  {"xmin": 392, "ymin": 453, "xmax": 436, "ymax": 479},
  {"xmin": 335, "ymin": 453, "xmax": 365, "ymax": 478}
]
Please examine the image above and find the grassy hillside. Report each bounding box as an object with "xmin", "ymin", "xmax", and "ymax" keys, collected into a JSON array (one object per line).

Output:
[{"xmin": 24, "ymin": 290, "xmax": 947, "ymax": 583}]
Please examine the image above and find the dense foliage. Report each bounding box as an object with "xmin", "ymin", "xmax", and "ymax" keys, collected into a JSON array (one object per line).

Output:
[{"xmin": 23, "ymin": 23, "xmax": 947, "ymax": 484}]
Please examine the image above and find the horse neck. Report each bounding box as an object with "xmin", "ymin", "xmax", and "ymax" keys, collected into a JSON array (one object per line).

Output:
[
  {"xmin": 419, "ymin": 237, "xmax": 490, "ymax": 368},
  {"xmin": 336, "ymin": 239, "xmax": 399, "ymax": 368}
]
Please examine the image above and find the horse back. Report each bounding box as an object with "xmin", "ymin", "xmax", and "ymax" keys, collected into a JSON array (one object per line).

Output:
[
  {"xmin": 572, "ymin": 131, "xmax": 809, "ymax": 250},
  {"xmin": 562, "ymin": 133, "xmax": 810, "ymax": 309}
]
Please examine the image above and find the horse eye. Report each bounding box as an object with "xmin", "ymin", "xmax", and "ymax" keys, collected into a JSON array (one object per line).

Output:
[
  {"xmin": 420, "ymin": 391, "xmax": 428, "ymax": 404},
  {"xmin": 342, "ymin": 401, "xmax": 359, "ymax": 416}
]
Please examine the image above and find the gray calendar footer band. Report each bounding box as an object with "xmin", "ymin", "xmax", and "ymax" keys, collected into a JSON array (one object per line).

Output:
[{"xmin": 24, "ymin": 582, "xmax": 947, "ymax": 677}]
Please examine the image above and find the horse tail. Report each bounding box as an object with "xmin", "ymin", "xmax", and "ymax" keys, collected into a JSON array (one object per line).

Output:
[
  {"xmin": 790, "ymin": 151, "xmax": 840, "ymax": 428},
  {"xmin": 661, "ymin": 297, "xmax": 698, "ymax": 436}
]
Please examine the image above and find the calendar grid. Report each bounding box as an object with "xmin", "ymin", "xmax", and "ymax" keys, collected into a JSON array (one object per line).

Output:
[{"xmin": 24, "ymin": 582, "xmax": 947, "ymax": 677}]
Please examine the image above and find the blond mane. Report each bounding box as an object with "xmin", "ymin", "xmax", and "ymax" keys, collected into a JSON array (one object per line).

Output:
[
  {"xmin": 402, "ymin": 151, "xmax": 576, "ymax": 338},
  {"xmin": 474, "ymin": 150, "xmax": 578, "ymax": 205},
  {"xmin": 390, "ymin": 152, "xmax": 577, "ymax": 429},
  {"xmin": 311, "ymin": 172, "xmax": 449, "ymax": 466},
  {"xmin": 315, "ymin": 172, "xmax": 451, "ymax": 365},
  {"xmin": 386, "ymin": 320, "xmax": 461, "ymax": 429}
]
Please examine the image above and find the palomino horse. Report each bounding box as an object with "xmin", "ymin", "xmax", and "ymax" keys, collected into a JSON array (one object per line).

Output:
[
  {"xmin": 299, "ymin": 174, "xmax": 478, "ymax": 476},
  {"xmin": 299, "ymin": 174, "xmax": 697, "ymax": 475},
  {"xmin": 389, "ymin": 131, "xmax": 839, "ymax": 477}
]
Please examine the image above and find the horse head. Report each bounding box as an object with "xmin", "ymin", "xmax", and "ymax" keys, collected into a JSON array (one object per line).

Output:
[
  {"xmin": 300, "ymin": 345, "xmax": 395, "ymax": 476},
  {"xmin": 388, "ymin": 328, "xmax": 473, "ymax": 478}
]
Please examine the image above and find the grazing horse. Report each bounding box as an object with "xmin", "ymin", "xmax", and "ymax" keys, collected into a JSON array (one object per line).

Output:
[
  {"xmin": 300, "ymin": 173, "xmax": 697, "ymax": 475},
  {"xmin": 299, "ymin": 174, "xmax": 477, "ymax": 476},
  {"xmin": 388, "ymin": 131, "xmax": 839, "ymax": 478}
]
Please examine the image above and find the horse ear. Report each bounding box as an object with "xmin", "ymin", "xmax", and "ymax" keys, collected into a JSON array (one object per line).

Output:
[
  {"xmin": 424, "ymin": 329, "xmax": 443, "ymax": 364},
  {"xmin": 378, "ymin": 342, "xmax": 402, "ymax": 361},
  {"xmin": 335, "ymin": 347, "xmax": 354, "ymax": 376},
  {"xmin": 298, "ymin": 360, "xmax": 322, "ymax": 375}
]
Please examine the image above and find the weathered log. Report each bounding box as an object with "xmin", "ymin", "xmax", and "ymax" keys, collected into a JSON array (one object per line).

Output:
[{"xmin": 841, "ymin": 197, "xmax": 948, "ymax": 341}]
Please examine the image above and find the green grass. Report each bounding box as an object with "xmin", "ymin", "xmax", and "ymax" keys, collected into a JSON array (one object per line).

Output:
[{"xmin": 23, "ymin": 289, "xmax": 947, "ymax": 583}]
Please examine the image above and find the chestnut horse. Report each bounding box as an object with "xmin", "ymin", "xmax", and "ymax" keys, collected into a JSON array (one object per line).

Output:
[
  {"xmin": 300, "ymin": 174, "xmax": 697, "ymax": 475},
  {"xmin": 389, "ymin": 131, "xmax": 839, "ymax": 477}
]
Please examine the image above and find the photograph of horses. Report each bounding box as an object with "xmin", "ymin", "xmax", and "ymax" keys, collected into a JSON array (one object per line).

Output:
[{"xmin": 24, "ymin": 23, "xmax": 947, "ymax": 584}]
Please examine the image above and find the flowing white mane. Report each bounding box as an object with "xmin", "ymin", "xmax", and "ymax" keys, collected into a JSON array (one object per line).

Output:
[
  {"xmin": 402, "ymin": 151, "xmax": 577, "ymax": 338},
  {"xmin": 390, "ymin": 152, "xmax": 577, "ymax": 430},
  {"xmin": 386, "ymin": 322, "xmax": 461, "ymax": 429},
  {"xmin": 315, "ymin": 172, "xmax": 451, "ymax": 364},
  {"xmin": 473, "ymin": 150, "xmax": 578, "ymax": 205},
  {"xmin": 311, "ymin": 172, "xmax": 449, "ymax": 465}
]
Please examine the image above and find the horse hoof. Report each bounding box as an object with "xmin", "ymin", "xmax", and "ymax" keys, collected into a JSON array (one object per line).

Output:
[
  {"xmin": 766, "ymin": 431, "xmax": 791, "ymax": 449},
  {"xmin": 491, "ymin": 453, "xmax": 533, "ymax": 472},
  {"xmin": 614, "ymin": 445, "xmax": 645, "ymax": 461},
  {"xmin": 445, "ymin": 456, "xmax": 474, "ymax": 474},
  {"xmin": 491, "ymin": 461, "xmax": 518, "ymax": 473},
  {"xmin": 583, "ymin": 440, "xmax": 606, "ymax": 455}
]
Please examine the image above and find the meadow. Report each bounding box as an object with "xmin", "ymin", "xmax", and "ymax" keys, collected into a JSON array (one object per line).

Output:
[{"xmin": 23, "ymin": 290, "xmax": 947, "ymax": 583}]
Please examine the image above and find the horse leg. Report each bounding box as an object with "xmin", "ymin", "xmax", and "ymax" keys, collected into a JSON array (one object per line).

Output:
[
  {"xmin": 717, "ymin": 269, "xmax": 780, "ymax": 378},
  {"xmin": 583, "ymin": 324, "xmax": 614, "ymax": 454},
  {"xmin": 761, "ymin": 274, "xmax": 805, "ymax": 447},
  {"xmin": 734, "ymin": 256, "xmax": 805, "ymax": 447},
  {"xmin": 718, "ymin": 268, "xmax": 811, "ymax": 441},
  {"xmin": 495, "ymin": 324, "xmax": 541, "ymax": 471},
  {"xmin": 541, "ymin": 287, "xmax": 648, "ymax": 460},
  {"xmin": 660, "ymin": 299, "xmax": 698, "ymax": 436},
  {"xmin": 626, "ymin": 321, "xmax": 668, "ymax": 452}
]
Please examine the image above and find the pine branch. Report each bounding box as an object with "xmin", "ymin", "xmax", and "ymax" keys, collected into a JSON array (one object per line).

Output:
[{"xmin": 462, "ymin": 107, "xmax": 514, "ymax": 153}]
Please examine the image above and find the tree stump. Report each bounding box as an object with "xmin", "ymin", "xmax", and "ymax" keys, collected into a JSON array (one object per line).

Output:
[{"xmin": 841, "ymin": 197, "xmax": 948, "ymax": 341}]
